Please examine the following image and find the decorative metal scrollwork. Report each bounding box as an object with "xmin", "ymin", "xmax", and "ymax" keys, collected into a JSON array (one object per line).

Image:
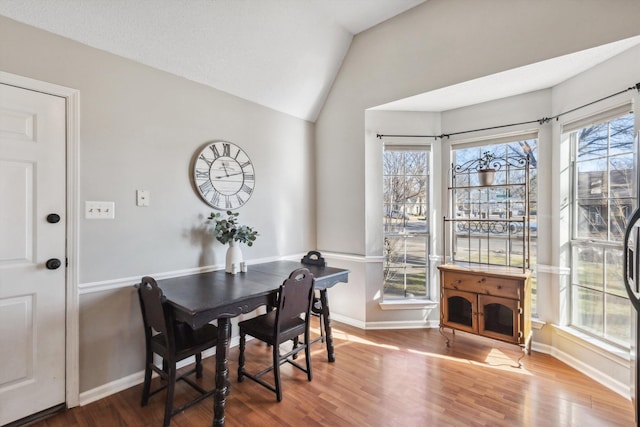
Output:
[
  {"xmin": 455, "ymin": 220, "xmax": 525, "ymax": 235},
  {"xmin": 453, "ymin": 151, "xmax": 529, "ymax": 175}
]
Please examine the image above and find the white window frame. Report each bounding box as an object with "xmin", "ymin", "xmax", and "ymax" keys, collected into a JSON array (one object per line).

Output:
[
  {"xmin": 382, "ymin": 144, "xmax": 432, "ymax": 301},
  {"xmin": 566, "ymin": 105, "xmax": 635, "ymax": 348}
]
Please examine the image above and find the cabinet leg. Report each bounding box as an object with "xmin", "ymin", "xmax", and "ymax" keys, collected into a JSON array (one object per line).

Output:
[
  {"xmin": 517, "ymin": 333, "xmax": 533, "ymax": 368},
  {"xmin": 516, "ymin": 347, "xmax": 526, "ymax": 368},
  {"xmin": 439, "ymin": 326, "xmax": 451, "ymax": 347}
]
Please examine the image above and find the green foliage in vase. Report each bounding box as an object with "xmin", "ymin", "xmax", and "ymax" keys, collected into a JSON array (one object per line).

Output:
[
  {"xmin": 207, "ymin": 211, "xmax": 259, "ymax": 246},
  {"xmin": 478, "ymin": 151, "xmax": 496, "ymax": 170}
]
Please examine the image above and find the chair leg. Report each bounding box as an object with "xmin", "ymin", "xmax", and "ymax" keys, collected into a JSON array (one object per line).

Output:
[
  {"xmin": 163, "ymin": 363, "xmax": 176, "ymax": 427},
  {"xmin": 140, "ymin": 351, "xmax": 153, "ymax": 406},
  {"xmin": 273, "ymin": 343, "xmax": 282, "ymax": 402},
  {"xmin": 305, "ymin": 333, "xmax": 313, "ymax": 381},
  {"xmin": 292, "ymin": 336, "xmax": 299, "ymax": 359},
  {"xmin": 238, "ymin": 332, "xmax": 246, "ymax": 382},
  {"xmin": 195, "ymin": 353, "xmax": 203, "ymax": 378}
]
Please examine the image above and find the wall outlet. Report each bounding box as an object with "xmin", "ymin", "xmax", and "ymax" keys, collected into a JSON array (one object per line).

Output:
[
  {"xmin": 136, "ymin": 190, "xmax": 150, "ymax": 207},
  {"xmin": 85, "ymin": 201, "xmax": 115, "ymax": 219}
]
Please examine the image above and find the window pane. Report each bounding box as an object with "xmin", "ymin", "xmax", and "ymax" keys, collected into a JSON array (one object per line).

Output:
[
  {"xmin": 576, "ymin": 158, "xmax": 608, "ymax": 199},
  {"xmin": 605, "ymin": 248, "xmax": 626, "ymax": 298},
  {"xmin": 403, "ymin": 266, "xmax": 427, "ymax": 298},
  {"xmin": 605, "ymin": 293, "xmax": 631, "ymax": 344},
  {"xmin": 609, "ymin": 114, "xmax": 635, "ymax": 156},
  {"xmin": 576, "ymin": 200, "xmax": 607, "ymax": 240},
  {"xmin": 573, "ymin": 246, "xmax": 604, "ymax": 292},
  {"xmin": 383, "ymin": 266, "xmax": 405, "ymax": 298},
  {"xmin": 577, "ymin": 122, "xmax": 608, "ymax": 160},
  {"xmin": 610, "ymin": 153, "xmax": 635, "ymax": 199},
  {"xmin": 572, "ymin": 286, "xmax": 604, "ymax": 335}
]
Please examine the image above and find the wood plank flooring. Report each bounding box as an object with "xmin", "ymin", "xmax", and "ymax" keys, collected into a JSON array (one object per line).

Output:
[{"xmin": 31, "ymin": 321, "xmax": 634, "ymax": 427}]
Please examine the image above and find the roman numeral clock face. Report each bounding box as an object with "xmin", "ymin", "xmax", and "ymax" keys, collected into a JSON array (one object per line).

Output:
[{"xmin": 193, "ymin": 141, "xmax": 255, "ymax": 210}]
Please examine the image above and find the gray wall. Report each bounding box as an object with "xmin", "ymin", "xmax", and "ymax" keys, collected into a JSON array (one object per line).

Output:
[
  {"xmin": 315, "ymin": 0, "xmax": 640, "ymax": 325},
  {"xmin": 1, "ymin": 16, "xmax": 317, "ymax": 392}
]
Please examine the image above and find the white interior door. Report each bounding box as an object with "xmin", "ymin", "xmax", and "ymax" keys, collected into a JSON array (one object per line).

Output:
[{"xmin": 0, "ymin": 83, "xmax": 66, "ymax": 424}]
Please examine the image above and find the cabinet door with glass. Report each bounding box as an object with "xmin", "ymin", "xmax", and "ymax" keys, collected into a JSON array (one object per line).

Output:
[
  {"xmin": 442, "ymin": 289, "xmax": 477, "ymax": 334},
  {"xmin": 478, "ymin": 295, "xmax": 520, "ymax": 343}
]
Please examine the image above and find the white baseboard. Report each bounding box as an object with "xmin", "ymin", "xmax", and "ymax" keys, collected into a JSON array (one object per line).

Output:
[
  {"xmin": 548, "ymin": 345, "xmax": 630, "ymax": 399},
  {"xmin": 79, "ymin": 338, "xmax": 236, "ymax": 406}
]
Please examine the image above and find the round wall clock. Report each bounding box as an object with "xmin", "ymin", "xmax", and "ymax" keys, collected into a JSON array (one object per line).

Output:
[{"xmin": 192, "ymin": 140, "xmax": 255, "ymax": 210}]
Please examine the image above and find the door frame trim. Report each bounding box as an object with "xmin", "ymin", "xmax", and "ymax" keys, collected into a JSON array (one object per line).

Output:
[{"xmin": 0, "ymin": 71, "xmax": 80, "ymax": 407}]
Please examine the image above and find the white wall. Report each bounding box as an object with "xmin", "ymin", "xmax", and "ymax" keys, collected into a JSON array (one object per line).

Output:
[{"xmin": 0, "ymin": 16, "xmax": 317, "ymax": 393}]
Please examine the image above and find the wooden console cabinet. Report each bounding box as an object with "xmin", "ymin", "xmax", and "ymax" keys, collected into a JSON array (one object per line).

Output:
[{"xmin": 438, "ymin": 264, "xmax": 532, "ymax": 352}]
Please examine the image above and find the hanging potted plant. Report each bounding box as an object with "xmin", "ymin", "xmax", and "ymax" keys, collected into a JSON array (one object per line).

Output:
[
  {"xmin": 208, "ymin": 211, "xmax": 259, "ymax": 274},
  {"xmin": 477, "ymin": 151, "xmax": 496, "ymax": 186}
]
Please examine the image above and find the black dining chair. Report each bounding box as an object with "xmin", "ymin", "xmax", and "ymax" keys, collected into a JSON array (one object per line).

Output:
[
  {"xmin": 137, "ymin": 276, "xmax": 218, "ymax": 427},
  {"xmin": 237, "ymin": 268, "xmax": 315, "ymax": 401},
  {"xmin": 301, "ymin": 251, "xmax": 326, "ymax": 344}
]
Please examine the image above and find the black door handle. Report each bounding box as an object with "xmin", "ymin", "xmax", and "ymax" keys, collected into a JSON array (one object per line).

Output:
[
  {"xmin": 47, "ymin": 213, "xmax": 61, "ymax": 223},
  {"xmin": 46, "ymin": 258, "xmax": 62, "ymax": 270}
]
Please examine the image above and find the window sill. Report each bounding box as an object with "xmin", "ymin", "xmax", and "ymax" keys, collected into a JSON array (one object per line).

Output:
[
  {"xmin": 531, "ymin": 318, "xmax": 546, "ymax": 330},
  {"xmin": 553, "ymin": 324, "xmax": 629, "ymax": 361},
  {"xmin": 379, "ymin": 300, "xmax": 438, "ymax": 310}
]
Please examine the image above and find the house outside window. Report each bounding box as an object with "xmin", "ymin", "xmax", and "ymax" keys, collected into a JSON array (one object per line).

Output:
[
  {"xmin": 569, "ymin": 109, "xmax": 635, "ymax": 346},
  {"xmin": 383, "ymin": 146, "xmax": 430, "ymax": 300}
]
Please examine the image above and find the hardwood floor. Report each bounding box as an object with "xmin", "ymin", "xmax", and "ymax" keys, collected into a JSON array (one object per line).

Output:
[{"xmin": 32, "ymin": 321, "xmax": 634, "ymax": 427}]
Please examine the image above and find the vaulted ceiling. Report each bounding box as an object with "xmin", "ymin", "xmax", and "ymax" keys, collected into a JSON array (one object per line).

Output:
[
  {"xmin": 2, "ymin": 0, "xmax": 639, "ymax": 122},
  {"xmin": 0, "ymin": 0, "xmax": 425, "ymax": 121}
]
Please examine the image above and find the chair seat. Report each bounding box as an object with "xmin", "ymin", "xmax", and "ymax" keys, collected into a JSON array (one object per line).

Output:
[
  {"xmin": 151, "ymin": 323, "xmax": 218, "ymax": 359},
  {"xmin": 239, "ymin": 311, "xmax": 305, "ymax": 345}
]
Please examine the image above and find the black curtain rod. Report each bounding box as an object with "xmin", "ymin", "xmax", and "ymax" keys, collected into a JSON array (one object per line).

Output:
[{"xmin": 376, "ymin": 82, "xmax": 640, "ymax": 140}]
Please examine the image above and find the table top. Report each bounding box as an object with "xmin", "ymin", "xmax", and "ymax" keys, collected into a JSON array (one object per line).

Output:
[{"xmin": 155, "ymin": 260, "xmax": 349, "ymax": 328}]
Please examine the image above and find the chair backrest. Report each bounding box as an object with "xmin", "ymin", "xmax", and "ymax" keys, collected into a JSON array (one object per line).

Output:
[
  {"xmin": 275, "ymin": 268, "xmax": 314, "ymax": 332},
  {"xmin": 138, "ymin": 276, "xmax": 170, "ymax": 338}
]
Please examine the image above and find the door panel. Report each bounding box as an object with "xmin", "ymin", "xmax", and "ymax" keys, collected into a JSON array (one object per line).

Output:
[
  {"xmin": 0, "ymin": 160, "xmax": 33, "ymax": 263},
  {"xmin": 0, "ymin": 83, "xmax": 66, "ymax": 425},
  {"xmin": 0, "ymin": 295, "xmax": 34, "ymax": 385}
]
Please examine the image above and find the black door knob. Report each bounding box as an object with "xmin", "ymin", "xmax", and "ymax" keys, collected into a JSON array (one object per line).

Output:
[
  {"xmin": 47, "ymin": 213, "xmax": 61, "ymax": 223},
  {"xmin": 46, "ymin": 258, "xmax": 62, "ymax": 270}
]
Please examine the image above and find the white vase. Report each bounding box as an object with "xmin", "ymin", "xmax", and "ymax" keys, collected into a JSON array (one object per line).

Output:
[{"xmin": 226, "ymin": 240, "xmax": 243, "ymax": 274}]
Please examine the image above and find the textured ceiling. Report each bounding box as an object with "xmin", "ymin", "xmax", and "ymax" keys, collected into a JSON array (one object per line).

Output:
[
  {"xmin": 0, "ymin": 0, "xmax": 425, "ymax": 121},
  {"xmin": 3, "ymin": 0, "xmax": 637, "ymax": 120}
]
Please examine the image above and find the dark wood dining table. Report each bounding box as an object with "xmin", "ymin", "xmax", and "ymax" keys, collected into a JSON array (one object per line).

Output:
[{"xmin": 154, "ymin": 259, "xmax": 350, "ymax": 426}]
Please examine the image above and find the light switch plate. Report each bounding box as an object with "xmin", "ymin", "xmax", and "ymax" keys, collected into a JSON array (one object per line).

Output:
[
  {"xmin": 136, "ymin": 190, "xmax": 150, "ymax": 207},
  {"xmin": 85, "ymin": 201, "xmax": 115, "ymax": 219}
]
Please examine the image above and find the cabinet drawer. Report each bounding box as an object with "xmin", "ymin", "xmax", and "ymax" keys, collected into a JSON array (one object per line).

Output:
[{"xmin": 442, "ymin": 272, "xmax": 521, "ymax": 299}]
